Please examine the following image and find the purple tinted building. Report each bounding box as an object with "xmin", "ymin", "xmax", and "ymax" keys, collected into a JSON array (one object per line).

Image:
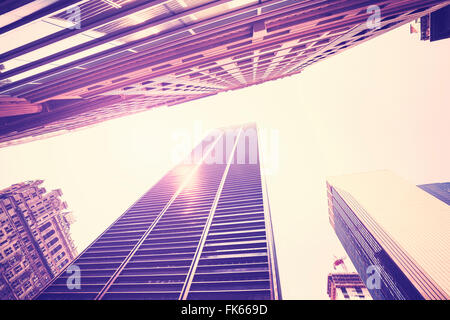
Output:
[
  {"xmin": 37, "ymin": 123, "xmax": 281, "ymax": 300},
  {"xmin": 327, "ymin": 273, "xmax": 372, "ymax": 300},
  {"xmin": 1, "ymin": 0, "xmax": 449, "ymax": 148},
  {"xmin": 327, "ymin": 171, "xmax": 449, "ymax": 300}
]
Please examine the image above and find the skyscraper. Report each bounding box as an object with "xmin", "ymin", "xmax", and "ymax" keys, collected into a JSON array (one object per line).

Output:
[
  {"xmin": 1, "ymin": 0, "xmax": 448, "ymax": 148},
  {"xmin": 37, "ymin": 123, "xmax": 281, "ymax": 300},
  {"xmin": 327, "ymin": 273, "xmax": 372, "ymax": 300},
  {"xmin": 418, "ymin": 182, "xmax": 450, "ymax": 205},
  {"xmin": 326, "ymin": 170, "xmax": 450, "ymax": 300},
  {"xmin": 0, "ymin": 180, "xmax": 77, "ymax": 300}
]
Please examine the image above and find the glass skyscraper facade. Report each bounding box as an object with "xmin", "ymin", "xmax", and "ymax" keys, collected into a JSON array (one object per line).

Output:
[
  {"xmin": 37, "ymin": 123, "xmax": 281, "ymax": 300},
  {"xmin": 1, "ymin": 0, "xmax": 448, "ymax": 148},
  {"xmin": 326, "ymin": 273, "xmax": 372, "ymax": 300},
  {"xmin": 327, "ymin": 171, "xmax": 449, "ymax": 300},
  {"xmin": 418, "ymin": 182, "xmax": 450, "ymax": 205}
]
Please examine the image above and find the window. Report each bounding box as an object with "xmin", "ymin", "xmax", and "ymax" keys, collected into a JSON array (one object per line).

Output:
[
  {"xmin": 50, "ymin": 244, "xmax": 62, "ymax": 255},
  {"xmin": 58, "ymin": 259, "xmax": 69, "ymax": 269},
  {"xmin": 23, "ymin": 281, "xmax": 32, "ymax": 290},
  {"xmin": 47, "ymin": 237, "xmax": 59, "ymax": 248},
  {"xmin": 55, "ymin": 251, "xmax": 66, "ymax": 262},
  {"xmin": 15, "ymin": 287, "xmax": 24, "ymax": 296},
  {"xmin": 4, "ymin": 247, "xmax": 13, "ymax": 256},
  {"xmin": 5, "ymin": 270, "xmax": 14, "ymax": 280},
  {"xmin": 14, "ymin": 264, "xmax": 23, "ymax": 273},
  {"xmin": 43, "ymin": 229, "xmax": 55, "ymax": 240},
  {"xmin": 341, "ymin": 287, "xmax": 350, "ymax": 299},
  {"xmin": 38, "ymin": 222, "xmax": 51, "ymax": 232}
]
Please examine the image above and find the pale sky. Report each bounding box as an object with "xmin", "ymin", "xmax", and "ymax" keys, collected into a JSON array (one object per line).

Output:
[{"xmin": 1, "ymin": 24, "xmax": 449, "ymax": 299}]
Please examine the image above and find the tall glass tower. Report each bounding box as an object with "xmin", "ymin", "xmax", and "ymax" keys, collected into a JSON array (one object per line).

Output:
[
  {"xmin": 37, "ymin": 123, "xmax": 281, "ymax": 300},
  {"xmin": 327, "ymin": 170, "xmax": 449, "ymax": 300}
]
